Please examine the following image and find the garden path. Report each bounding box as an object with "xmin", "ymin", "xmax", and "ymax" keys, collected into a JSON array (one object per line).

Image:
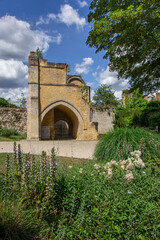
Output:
[{"xmin": 0, "ymin": 140, "xmax": 98, "ymax": 159}]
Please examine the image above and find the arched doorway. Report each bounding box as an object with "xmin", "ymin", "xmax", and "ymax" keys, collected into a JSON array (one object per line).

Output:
[
  {"xmin": 41, "ymin": 101, "xmax": 83, "ymax": 140},
  {"xmin": 54, "ymin": 120, "xmax": 70, "ymax": 139}
]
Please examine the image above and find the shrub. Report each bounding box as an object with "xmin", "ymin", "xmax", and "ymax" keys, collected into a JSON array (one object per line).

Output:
[
  {"xmin": 94, "ymin": 127, "xmax": 160, "ymax": 162},
  {"xmin": 0, "ymin": 128, "xmax": 18, "ymax": 137},
  {"xmin": 114, "ymin": 89, "xmax": 148, "ymax": 128},
  {"xmin": 140, "ymin": 100, "xmax": 160, "ymax": 130}
]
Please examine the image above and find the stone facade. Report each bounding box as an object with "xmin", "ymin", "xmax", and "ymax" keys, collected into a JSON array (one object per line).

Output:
[
  {"xmin": 0, "ymin": 108, "xmax": 27, "ymax": 134},
  {"xmin": 27, "ymin": 52, "xmax": 99, "ymax": 140},
  {"xmin": 91, "ymin": 108, "xmax": 115, "ymax": 134}
]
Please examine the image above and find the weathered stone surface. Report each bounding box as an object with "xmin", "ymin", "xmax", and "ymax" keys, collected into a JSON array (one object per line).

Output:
[
  {"xmin": 0, "ymin": 108, "xmax": 27, "ymax": 134},
  {"xmin": 27, "ymin": 52, "xmax": 99, "ymax": 141},
  {"xmin": 91, "ymin": 108, "xmax": 115, "ymax": 134}
]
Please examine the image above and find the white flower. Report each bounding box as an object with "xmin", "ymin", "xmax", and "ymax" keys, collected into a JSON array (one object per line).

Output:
[
  {"xmin": 68, "ymin": 166, "xmax": 73, "ymax": 168},
  {"xmin": 107, "ymin": 168, "xmax": 112, "ymax": 178},
  {"xmin": 94, "ymin": 164, "xmax": 100, "ymax": 169},
  {"xmin": 124, "ymin": 172, "xmax": 134, "ymax": 181},
  {"xmin": 79, "ymin": 168, "xmax": 83, "ymax": 173},
  {"xmin": 91, "ymin": 173, "xmax": 94, "ymax": 176},
  {"xmin": 134, "ymin": 159, "xmax": 145, "ymax": 168}
]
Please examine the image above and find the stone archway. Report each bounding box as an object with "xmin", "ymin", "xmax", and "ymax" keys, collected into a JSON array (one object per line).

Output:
[{"xmin": 41, "ymin": 101, "xmax": 84, "ymax": 140}]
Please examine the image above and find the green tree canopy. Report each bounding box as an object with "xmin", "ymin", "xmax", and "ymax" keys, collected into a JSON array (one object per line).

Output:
[
  {"xmin": 0, "ymin": 98, "xmax": 17, "ymax": 108},
  {"xmin": 87, "ymin": 0, "xmax": 160, "ymax": 94},
  {"xmin": 92, "ymin": 84, "xmax": 119, "ymax": 107}
]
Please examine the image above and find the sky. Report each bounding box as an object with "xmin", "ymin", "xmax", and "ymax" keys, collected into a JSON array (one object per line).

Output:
[{"xmin": 0, "ymin": 0, "xmax": 129, "ymax": 103}]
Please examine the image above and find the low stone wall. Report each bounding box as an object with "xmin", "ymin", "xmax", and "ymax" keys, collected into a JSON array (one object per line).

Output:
[
  {"xmin": 91, "ymin": 108, "xmax": 115, "ymax": 134},
  {"xmin": 0, "ymin": 108, "xmax": 27, "ymax": 134},
  {"xmin": 0, "ymin": 107, "xmax": 114, "ymax": 136}
]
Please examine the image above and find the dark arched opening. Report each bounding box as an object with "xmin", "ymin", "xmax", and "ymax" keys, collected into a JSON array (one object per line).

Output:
[{"xmin": 41, "ymin": 103, "xmax": 79, "ymax": 140}]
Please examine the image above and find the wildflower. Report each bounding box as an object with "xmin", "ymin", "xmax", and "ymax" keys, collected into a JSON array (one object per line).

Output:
[
  {"xmin": 134, "ymin": 159, "xmax": 145, "ymax": 168},
  {"xmin": 79, "ymin": 168, "xmax": 83, "ymax": 173},
  {"xmin": 91, "ymin": 173, "xmax": 94, "ymax": 176},
  {"xmin": 124, "ymin": 172, "xmax": 134, "ymax": 181},
  {"xmin": 94, "ymin": 164, "xmax": 100, "ymax": 169},
  {"xmin": 107, "ymin": 168, "xmax": 112, "ymax": 178},
  {"xmin": 128, "ymin": 190, "xmax": 132, "ymax": 194},
  {"xmin": 125, "ymin": 159, "xmax": 134, "ymax": 170},
  {"xmin": 68, "ymin": 166, "xmax": 73, "ymax": 169}
]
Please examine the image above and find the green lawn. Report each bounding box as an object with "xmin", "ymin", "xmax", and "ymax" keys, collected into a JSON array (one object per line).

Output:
[{"xmin": 0, "ymin": 153, "xmax": 91, "ymax": 175}]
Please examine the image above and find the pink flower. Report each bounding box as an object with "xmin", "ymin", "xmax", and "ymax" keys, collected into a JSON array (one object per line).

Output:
[{"xmin": 124, "ymin": 172, "xmax": 134, "ymax": 182}]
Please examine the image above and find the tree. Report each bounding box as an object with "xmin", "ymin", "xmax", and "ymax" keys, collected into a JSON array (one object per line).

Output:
[
  {"xmin": 114, "ymin": 89, "xmax": 148, "ymax": 127},
  {"xmin": 16, "ymin": 92, "xmax": 27, "ymax": 108},
  {"xmin": 92, "ymin": 84, "xmax": 119, "ymax": 107},
  {"xmin": 87, "ymin": 0, "xmax": 160, "ymax": 93},
  {"xmin": 0, "ymin": 98, "xmax": 17, "ymax": 108},
  {"xmin": 36, "ymin": 48, "xmax": 43, "ymax": 58}
]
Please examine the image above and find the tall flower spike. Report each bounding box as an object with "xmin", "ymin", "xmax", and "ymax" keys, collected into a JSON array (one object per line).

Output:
[
  {"xmin": 5, "ymin": 154, "xmax": 10, "ymax": 181},
  {"xmin": 149, "ymin": 134, "xmax": 153, "ymax": 145},
  {"xmin": 13, "ymin": 141, "xmax": 17, "ymax": 166},
  {"xmin": 17, "ymin": 144, "xmax": 22, "ymax": 171},
  {"xmin": 40, "ymin": 151, "xmax": 47, "ymax": 183},
  {"xmin": 140, "ymin": 138, "xmax": 145, "ymax": 153},
  {"xmin": 128, "ymin": 141, "xmax": 132, "ymax": 153},
  {"xmin": 119, "ymin": 146, "xmax": 123, "ymax": 160}
]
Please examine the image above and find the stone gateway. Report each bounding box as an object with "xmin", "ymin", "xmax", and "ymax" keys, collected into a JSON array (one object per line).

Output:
[{"xmin": 27, "ymin": 52, "xmax": 99, "ymax": 140}]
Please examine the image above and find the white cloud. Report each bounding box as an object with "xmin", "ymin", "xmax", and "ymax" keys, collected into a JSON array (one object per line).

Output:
[
  {"xmin": 75, "ymin": 57, "xmax": 94, "ymax": 74},
  {"xmin": 114, "ymin": 91, "xmax": 122, "ymax": 100},
  {"xmin": 97, "ymin": 66, "xmax": 128, "ymax": 92},
  {"xmin": 86, "ymin": 82, "xmax": 95, "ymax": 87},
  {"xmin": 36, "ymin": 4, "xmax": 86, "ymax": 29},
  {"xmin": 0, "ymin": 59, "xmax": 28, "ymax": 88},
  {"xmin": 0, "ymin": 15, "xmax": 61, "ymax": 61},
  {"xmin": 0, "ymin": 87, "xmax": 28, "ymax": 104},
  {"xmin": 77, "ymin": 0, "xmax": 88, "ymax": 8}
]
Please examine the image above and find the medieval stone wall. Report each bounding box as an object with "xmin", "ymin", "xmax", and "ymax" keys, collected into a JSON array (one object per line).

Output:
[
  {"xmin": 0, "ymin": 108, "xmax": 27, "ymax": 134},
  {"xmin": 91, "ymin": 108, "xmax": 115, "ymax": 134},
  {"xmin": 0, "ymin": 107, "xmax": 114, "ymax": 136}
]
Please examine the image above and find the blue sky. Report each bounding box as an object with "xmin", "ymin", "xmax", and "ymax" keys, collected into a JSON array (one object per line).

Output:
[{"xmin": 0, "ymin": 0, "xmax": 128, "ymax": 103}]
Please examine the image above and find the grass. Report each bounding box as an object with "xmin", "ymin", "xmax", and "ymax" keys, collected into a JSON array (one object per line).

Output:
[
  {"xmin": 95, "ymin": 127, "xmax": 160, "ymax": 162},
  {"xmin": 0, "ymin": 133, "xmax": 27, "ymax": 142}
]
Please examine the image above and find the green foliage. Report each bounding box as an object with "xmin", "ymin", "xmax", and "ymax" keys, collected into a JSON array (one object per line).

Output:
[
  {"xmin": 81, "ymin": 84, "xmax": 89, "ymax": 102},
  {"xmin": 114, "ymin": 89, "xmax": 148, "ymax": 127},
  {"xmin": 0, "ymin": 195, "xmax": 38, "ymax": 240},
  {"xmin": 141, "ymin": 100, "xmax": 160, "ymax": 129},
  {"xmin": 92, "ymin": 84, "xmax": 119, "ymax": 107},
  {"xmin": 1, "ymin": 146, "xmax": 160, "ymax": 239},
  {"xmin": 67, "ymin": 64, "xmax": 71, "ymax": 73},
  {"xmin": 94, "ymin": 127, "xmax": 160, "ymax": 162},
  {"xmin": 16, "ymin": 92, "xmax": 27, "ymax": 108},
  {"xmin": 0, "ymin": 98, "xmax": 17, "ymax": 108},
  {"xmin": 36, "ymin": 47, "xmax": 43, "ymax": 58},
  {"xmin": 87, "ymin": 0, "xmax": 160, "ymax": 93},
  {"xmin": 0, "ymin": 128, "xmax": 18, "ymax": 137}
]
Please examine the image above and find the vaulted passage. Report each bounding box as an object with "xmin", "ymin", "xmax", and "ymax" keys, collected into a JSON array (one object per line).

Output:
[{"xmin": 41, "ymin": 104, "xmax": 80, "ymax": 140}]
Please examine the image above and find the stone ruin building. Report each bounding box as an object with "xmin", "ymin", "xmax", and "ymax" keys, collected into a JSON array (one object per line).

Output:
[{"xmin": 27, "ymin": 52, "xmax": 100, "ymax": 140}]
